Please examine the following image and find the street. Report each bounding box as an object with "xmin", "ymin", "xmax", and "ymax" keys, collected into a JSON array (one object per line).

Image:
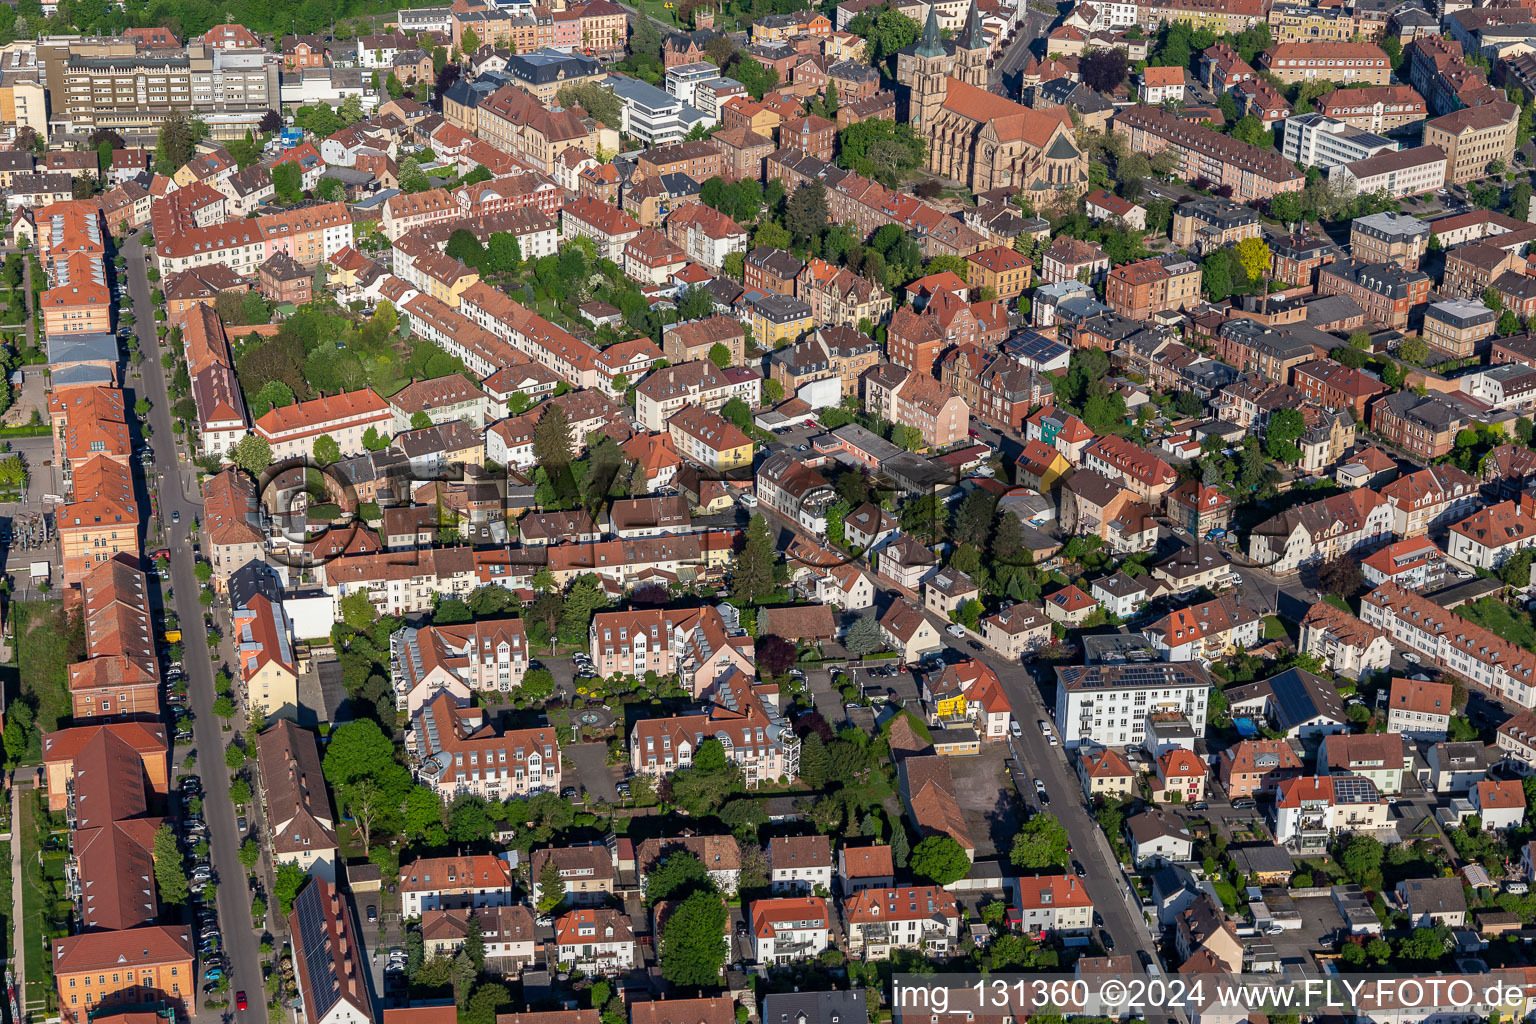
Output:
[{"xmin": 121, "ymin": 230, "xmax": 262, "ymax": 1024}]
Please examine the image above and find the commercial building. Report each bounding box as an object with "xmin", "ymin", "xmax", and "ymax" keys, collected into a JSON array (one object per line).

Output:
[{"xmin": 1281, "ymin": 113, "xmax": 1397, "ymax": 169}]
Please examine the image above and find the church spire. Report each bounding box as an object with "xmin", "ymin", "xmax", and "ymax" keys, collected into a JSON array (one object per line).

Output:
[
  {"xmin": 957, "ymin": 0, "xmax": 985, "ymax": 51},
  {"xmin": 914, "ymin": 3, "xmax": 944, "ymax": 58}
]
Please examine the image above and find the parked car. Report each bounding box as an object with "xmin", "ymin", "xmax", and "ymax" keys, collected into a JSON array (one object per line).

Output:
[
  {"xmin": 1009, "ymin": 722, "xmax": 1022, "ymax": 738},
  {"xmin": 236, "ymin": 992, "xmax": 248, "ymax": 1011},
  {"xmin": 945, "ymin": 624, "xmax": 965, "ymax": 638}
]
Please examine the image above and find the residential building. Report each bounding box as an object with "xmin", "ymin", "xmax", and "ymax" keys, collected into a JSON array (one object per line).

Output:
[
  {"xmin": 1449, "ymin": 496, "xmax": 1536, "ymax": 569},
  {"xmin": 1386, "ymin": 677, "xmax": 1454, "ymax": 741},
  {"xmin": 399, "ymin": 854, "xmax": 514, "ymax": 917},
  {"xmin": 1282, "ymin": 113, "xmax": 1397, "ymax": 170},
  {"xmin": 256, "ymin": 719, "xmax": 338, "ymax": 882},
  {"xmin": 768, "ymin": 835, "xmax": 833, "ymax": 894},
  {"xmin": 553, "ymin": 908, "xmax": 636, "ymax": 973},
  {"xmin": 53, "ymin": 928, "xmax": 194, "ymax": 1024},
  {"xmin": 1219, "ymin": 738, "xmax": 1304, "ymax": 799},
  {"xmin": 1258, "ymin": 42, "xmax": 1392, "ymax": 84},
  {"xmin": 1170, "ymin": 197, "xmax": 1262, "ymax": 255},
  {"xmin": 1273, "ymin": 775, "xmax": 1389, "ymax": 847},
  {"xmin": 1316, "ymin": 258, "xmax": 1429, "ymax": 331},
  {"xmin": 1054, "ymin": 662, "xmax": 1212, "ymax": 749},
  {"xmin": 1377, "ymin": 464, "xmax": 1479, "ymax": 537},
  {"xmin": 1142, "ymin": 594, "xmax": 1262, "ymax": 664},
  {"xmin": 1422, "ymin": 297, "xmax": 1497, "ymax": 358},
  {"xmin": 406, "ymin": 693, "xmax": 560, "ymax": 800},
  {"xmin": 288, "ymin": 880, "xmax": 375, "ymax": 1024},
  {"xmin": 1111, "ymin": 105, "xmax": 1305, "ymax": 201},
  {"xmin": 1319, "ymin": 732, "xmax": 1410, "ymax": 795},
  {"xmin": 1349, "ymin": 211, "xmax": 1431, "ymax": 269},
  {"xmin": 750, "ymin": 897, "xmax": 830, "ymax": 963},
  {"xmin": 842, "ymin": 885, "xmax": 960, "ymax": 960}
]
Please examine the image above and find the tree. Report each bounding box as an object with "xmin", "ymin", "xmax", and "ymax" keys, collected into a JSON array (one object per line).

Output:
[
  {"xmin": 733, "ymin": 55, "xmax": 779, "ymax": 99},
  {"xmin": 1080, "ymin": 47, "xmax": 1128, "ymax": 92},
  {"xmin": 1317, "ymin": 554, "xmax": 1365, "ymax": 598},
  {"xmin": 154, "ymin": 823, "xmax": 189, "ymax": 905},
  {"xmin": 733, "ymin": 514, "xmax": 777, "ymax": 602},
  {"xmin": 1399, "ymin": 337, "xmax": 1430, "ymax": 366},
  {"xmin": 910, "ymin": 835, "xmax": 971, "ymax": 885},
  {"xmin": 1339, "ymin": 834, "xmax": 1384, "ymax": 887},
  {"xmin": 1264, "ymin": 407, "xmax": 1306, "ymax": 463},
  {"xmin": 323, "ymin": 719, "xmax": 407, "ymax": 794},
  {"xmin": 274, "ymin": 862, "xmax": 310, "ymax": 916},
  {"xmin": 644, "ymin": 852, "xmax": 712, "ymax": 906},
  {"xmin": 271, "ymin": 161, "xmax": 303, "ymax": 204},
  {"xmin": 659, "ymin": 891, "xmax": 728, "ymax": 986},
  {"xmin": 1010, "ymin": 813, "xmax": 1069, "ymax": 870},
  {"xmin": 845, "ymin": 614, "xmax": 883, "ymax": 656},
  {"xmin": 463, "ymin": 984, "xmax": 511, "ymax": 1024},
  {"xmin": 757, "ymin": 635, "xmax": 798, "ymax": 677},
  {"xmin": 156, "ymin": 115, "xmax": 196, "ymax": 172},
  {"xmin": 536, "ymin": 857, "xmax": 567, "ymax": 915},
  {"xmin": 229, "ymin": 777, "xmax": 252, "ymax": 806},
  {"xmin": 836, "ymin": 119, "xmax": 926, "ymax": 186},
  {"xmin": 238, "ymin": 838, "xmax": 260, "ymax": 872},
  {"xmin": 231, "ymin": 434, "xmax": 272, "ymax": 476},
  {"xmin": 532, "ymin": 403, "xmax": 573, "ymax": 474},
  {"xmin": 1230, "ymin": 114, "xmax": 1271, "ymax": 147},
  {"xmin": 313, "ymin": 433, "xmax": 341, "ymax": 466},
  {"xmin": 786, "ymin": 181, "xmax": 829, "ymax": 244},
  {"xmin": 1501, "ymin": 309, "xmax": 1522, "ymax": 335},
  {"xmin": 1234, "ymin": 237, "xmax": 1271, "ymax": 284}
]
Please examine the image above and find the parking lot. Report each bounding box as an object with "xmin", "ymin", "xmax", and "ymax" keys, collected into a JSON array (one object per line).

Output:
[{"xmin": 949, "ymin": 743, "xmax": 1026, "ymax": 858}]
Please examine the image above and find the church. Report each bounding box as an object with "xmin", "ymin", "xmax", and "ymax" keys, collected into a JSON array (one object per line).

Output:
[{"xmin": 899, "ymin": 2, "xmax": 1089, "ymax": 195}]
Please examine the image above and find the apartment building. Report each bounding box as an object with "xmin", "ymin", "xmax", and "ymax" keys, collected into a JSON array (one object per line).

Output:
[
  {"xmin": 843, "ymin": 886, "xmax": 961, "ymax": 960},
  {"xmin": 406, "ymin": 692, "xmax": 560, "ymax": 801},
  {"xmin": 66, "ymin": 556, "xmax": 159, "ymax": 720},
  {"xmin": 1349, "ymin": 211, "xmax": 1431, "ymax": 269},
  {"xmin": 529, "ymin": 846, "xmax": 616, "ymax": 906},
  {"xmin": 1299, "ymin": 600, "xmax": 1395, "ymax": 679},
  {"xmin": 667, "ymin": 405, "xmax": 753, "ymax": 473},
  {"xmin": 1248, "ymin": 486, "xmax": 1392, "ymax": 574},
  {"xmin": 629, "ymin": 676, "xmax": 799, "ymax": 786},
  {"xmin": 1320, "ymin": 732, "xmax": 1409, "ymax": 795},
  {"xmin": 1362, "ymin": 582, "xmax": 1536, "ymax": 709},
  {"xmin": 1449, "ymin": 497, "xmax": 1536, "ymax": 570},
  {"xmin": 861, "ymin": 362, "xmax": 970, "ymax": 448},
  {"xmin": 1082, "ymin": 435, "xmax": 1178, "ymax": 500},
  {"xmin": 1315, "ymin": 84, "xmax": 1427, "ymax": 131},
  {"xmin": 1370, "ymin": 389, "xmax": 1484, "ymax": 460},
  {"xmin": 256, "ymin": 719, "xmax": 339, "ymax": 882},
  {"xmin": 1105, "ymin": 253, "xmax": 1203, "ymax": 320},
  {"xmin": 251, "ymin": 388, "xmax": 395, "ymax": 462},
  {"xmin": 59, "ymin": 456, "xmax": 138, "ymax": 585},
  {"xmin": 1142, "ymin": 594, "xmax": 1263, "ymax": 663},
  {"xmin": 1386, "ymin": 677, "xmax": 1454, "ymax": 740},
  {"xmin": 53, "ymin": 928, "xmax": 194, "ymax": 1023},
  {"xmin": 1423, "ymin": 296, "xmax": 1497, "ymax": 358},
  {"xmin": 633, "ymin": 360, "xmax": 759, "ymax": 432},
  {"xmin": 1316, "ymin": 258, "xmax": 1430, "ymax": 331},
  {"xmin": 1111, "ymin": 104, "xmax": 1306, "ymax": 201},
  {"xmin": 1273, "ymin": 774, "xmax": 1389, "ymax": 847},
  {"xmin": 1054, "ymin": 662, "xmax": 1212, "ymax": 749},
  {"xmin": 1170, "ymin": 197, "xmax": 1262, "ymax": 255},
  {"xmin": 1219, "ymin": 738, "xmax": 1304, "ymax": 799},
  {"xmin": 1258, "ymin": 41, "xmax": 1391, "ymax": 83}
]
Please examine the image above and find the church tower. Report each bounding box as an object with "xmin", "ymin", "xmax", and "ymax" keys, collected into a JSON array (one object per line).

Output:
[
  {"xmin": 954, "ymin": 0, "xmax": 988, "ymax": 87},
  {"xmin": 911, "ymin": 4, "xmax": 949, "ymax": 131}
]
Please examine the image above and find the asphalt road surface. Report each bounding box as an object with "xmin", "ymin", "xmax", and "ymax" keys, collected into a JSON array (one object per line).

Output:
[{"xmin": 123, "ymin": 230, "xmax": 262, "ymax": 1024}]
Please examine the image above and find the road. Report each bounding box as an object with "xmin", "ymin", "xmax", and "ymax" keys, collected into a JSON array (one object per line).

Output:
[
  {"xmin": 121, "ymin": 230, "xmax": 262, "ymax": 1024},
  {"xmin": 991, "ymin": 1, "xmax": 1058, "ymax": 94}
]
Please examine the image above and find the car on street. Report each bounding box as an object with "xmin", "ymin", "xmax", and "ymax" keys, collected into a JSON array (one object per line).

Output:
[
  {"xmin": 967, "ymin": 640, "xmax": 983, "ymax": 651},
  {"xmin": 1009, "ymin": 721, "xmax": 1022, "ymax": 738},
  {"xmin": 1231, "ymin": 797, "xmax": 1256, "ymax": 810},
  {"xmin": 1073, "ymin": 861, "xmax": 1086, "ymax": 877},
  {"xmin": 1033, "ymin": 778, "xmax": 1047, "ymax": 797},
  {"xmin": 945, "ymin": 624, "xmax": 965, "ymax": 638},
  {"xmin": 367, "ymin": 905, "xmax": 378, "ymax": 923},
  {"xmin": 1101, "ymin": 932, "xmax": 1115, "ymax": 952},
  {"xmin": 236, "ymin": 992, "xmax": 248, "ymax": 1011},
  {"xmin": 171, "ymin": 509, "xmax": 179, "ymax": 523}
]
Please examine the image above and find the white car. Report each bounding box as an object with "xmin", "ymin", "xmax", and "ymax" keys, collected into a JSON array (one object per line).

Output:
[
  {"xmin": 1009, "ymin": 721, "xmax": 1022, "ymax": 738},
  {"xmin": 1402, "ymin": 652, "xmax": 1421, "ymax": 663},
  {"xmin": 945, "ymin": 623, "xmax": 965, "ymax": 638},
  {"xmin": 739, "ymin": 492, "xmax": 759, "ymax": 509}
]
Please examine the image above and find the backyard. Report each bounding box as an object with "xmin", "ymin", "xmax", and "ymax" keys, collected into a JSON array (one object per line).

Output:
[
  {"xmin": 14, "ymin": 600, "xmax": 83, "ymax": 759},
  {"xmin": 18, "ymin": 789, "xmax": 66, "ymax": 1016},
  {"xmin": 1456, "ymin": 596, "xmax": 1536, "ymax": 652}
]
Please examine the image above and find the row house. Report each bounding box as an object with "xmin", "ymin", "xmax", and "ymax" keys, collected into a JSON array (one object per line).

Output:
[
  {"xmin": 322, "ymin": 547, "xmax": 480, "ymax": 617},
  {"xmin": 252, "ymin": 388, "xmax": 395, "ymax": 462},
  {"xmin": 1299, "ymin": 600, "xmax": 1395, "ymax": 679},
  {"xmin": 1248, "ymin": 487, "xmax": 1393, "ymax": 574},
  {"xmin": 1104, "ymin": 253, "xmax": 1203, "ymax": 321},
  {"xmin": 400, "ymin": 853, "xmax": 514, "ymax": 917},
  {"xmin": 886, "ymin": 284, "xmax": 1007, "ymax": 377},
  {"xmin": 1361, "ymin": 581, "xmax": 1536, "ymax": 709},
  {"xmin": 634, "ymin": 360, "xmax": 759, "ymax": 432},
  {"xmin": 1370, "ymin": 389, "xmax": 1484, "ymax": 461},
  {"xmin": 940, "ymin": 346, "xmax": 1054, "ymax": 432},
  {"xmin": 1081, "ymin": 435, "xmax": 1178, "ymax": 501},
  {"xmin": 796, "ymin": 258, "xmax": 891, "ymax": 328},
  {"xmin": 1257, "ymin": 41, "xmax": 1392, "ymax": 85},
  {"xmin": 1378, "ymin": 464, "xmax": 1480, "ymax": 537},
  {"xmin": 861, "ymin": 362, "xmax": 970, "ymax": 449},
  {"xmin": 1316, "ymin": 258, "xmax": 1430, "ymax": 331},
  {"xmin": 256, "ymin": 719, "xmax": 339, "ymax": 883},
  {"xmin": 1269, "ymin": 231, "xmax": 1340, "ymax": 288},
  {"xmin": 1290, "ymin": 359, "xmax": 1390, "ymax": 420},
  {"xmin": 1442, "ymin": 241, "xmax": 1520, "ymax": 299}
]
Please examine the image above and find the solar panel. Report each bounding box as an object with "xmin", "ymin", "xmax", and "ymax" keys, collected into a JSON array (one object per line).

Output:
[
  {"xmin": 293, "ymin": 883, "xmax": 342, "ymax": 1022},
  {"xmin": 1331, "ymin": 775, "xmax": 1380, "ymax": 805}
]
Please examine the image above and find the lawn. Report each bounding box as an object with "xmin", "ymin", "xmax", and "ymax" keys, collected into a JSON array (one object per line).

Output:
[
  {"xmin": 1262, "ymin": 615, "xmax": 1290, "ymax": 641},
  {"xmin": 15, "ymin": 600, "xmax": 82, "ymax": 746},
  {"xmin": 18, "ymin": 792, "xmax": 65, "ymax": 1016},
  {"xmin": 1456, "ymin": 597, "xmax": 1536, "ymax": 651}
]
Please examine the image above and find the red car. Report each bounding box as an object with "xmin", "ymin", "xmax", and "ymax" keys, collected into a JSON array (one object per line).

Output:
[{"xmin": 236, "ymin": 992, "xmax": 248, "ymax": 1011}]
